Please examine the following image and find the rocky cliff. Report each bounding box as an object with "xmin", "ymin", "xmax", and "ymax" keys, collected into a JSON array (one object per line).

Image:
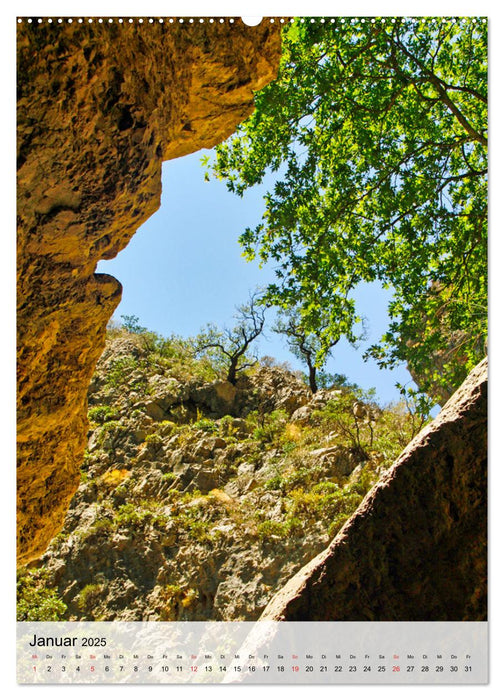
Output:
[
  {"xmin": 261, "ymin": 358, "xmax": 488, "ymax": 621},
  {"xmin": 17, "ymin": 19, "xmax": 281, "ymax": 564}
]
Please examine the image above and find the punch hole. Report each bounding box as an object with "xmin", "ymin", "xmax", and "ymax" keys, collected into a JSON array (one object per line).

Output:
[{"xmin": 241, "ymin": 17, "xmax": 263, "ymax": 26}]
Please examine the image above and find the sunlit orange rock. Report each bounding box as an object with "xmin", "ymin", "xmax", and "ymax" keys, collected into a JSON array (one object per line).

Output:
[{"xmin": 17, "ymin": 19, "xmax": 281, "ymax": 564}]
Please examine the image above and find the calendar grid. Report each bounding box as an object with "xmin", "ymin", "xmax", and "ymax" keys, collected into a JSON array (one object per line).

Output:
[{"xmin": 17, "ymin": 621, "xmax": 488, "ymax": 684}]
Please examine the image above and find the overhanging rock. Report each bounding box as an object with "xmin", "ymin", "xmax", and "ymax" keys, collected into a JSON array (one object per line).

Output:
[{"xmin": 17, "ymin": 19, "xmax": 281, "ymax": 564}]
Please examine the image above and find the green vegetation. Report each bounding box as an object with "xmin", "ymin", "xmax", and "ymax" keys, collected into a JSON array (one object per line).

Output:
[
  {"xmin": 85, "ymin": 517, "xmax": 114, "ymax": 538},
  {"xmin": 106, "ymin": 356, "xmax": 142, "ymax": 389},
  {"xmin": 192, "ymin": 417, "xmax": 219, "ymax": 434},
  {"xmin": 209, "ymin": 17, "xmax": 487, "ymax": 404},
  {"xmin": 17, "ymin": 569, "xmax": 67, "ymax": 621},
  {"xmin": 104, "ymin": 321, "xmax": 219, "ymax": 387},
  {"xmin": 120, "ymin": 314, "xmax": 148, "ymax": 335},
  {"xmin": 114, "ymin": 503, "xmax": 168, "ymax": 529},
  {"xmin": 256, "ymin": 519, "xmax": 294, "ymax": 540},
  {"xmin": 83, "ymin": 322, "xmax": 434, "ymax": 550},
  {"xmin": 76, "ymin": 583, "xmax": 105, "ymax": 613},
  {"xmin": 251, "ymin": 408, "xmax": 289, "ymax": 444},
  {"xmin": 88, "ymin": 405, "xmax": 118, "ymax": 424},
  {"xmin": 95, "ymin": 420, "xmax": 127, "ymax": 448},
  {"xmin": 145, "ymin": 433, "xmax": 164, "ymax": 446}
]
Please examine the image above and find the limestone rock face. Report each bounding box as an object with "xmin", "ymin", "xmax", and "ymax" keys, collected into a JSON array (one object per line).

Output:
[
  {"xmin": 17, "ymin": 20, "xmax": 281, "ymax": 564},
  {"xmin": 261, "ymin": 358, "xmax": 488, "ymax": 621}
]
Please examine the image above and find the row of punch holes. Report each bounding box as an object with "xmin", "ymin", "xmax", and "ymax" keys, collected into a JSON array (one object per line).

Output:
[{"xmin": 17, "ymin": 17, "xmax": 483, "ymax": 25}]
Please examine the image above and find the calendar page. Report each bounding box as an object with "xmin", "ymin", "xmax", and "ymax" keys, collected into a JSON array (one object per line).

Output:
[{"xmin": 16, "ymin": 8, "xmax": 488, "ymax": 686}]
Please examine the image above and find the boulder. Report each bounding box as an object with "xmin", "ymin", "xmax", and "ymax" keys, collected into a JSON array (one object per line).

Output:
[
  {"xmin": 190, "ymin": 381, "xmax": 237, "ymax": 416},
  {"xmin": 142, "ymin": 401, "xmax": 167, "ymax": 422},
  {"xmin": 290, "ymin": 405, "xmax": 313, "ymax": 425},
  {"xmin": 186, "ymin": 470, "xmax": 221, "ymax": 494},
  {"xmin": 309, "ymin": 446, "xmax": 359, "ymax": 478}
]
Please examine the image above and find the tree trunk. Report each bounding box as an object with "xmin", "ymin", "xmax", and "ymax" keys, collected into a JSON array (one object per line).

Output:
[
  {"xmin": 308, "ymin": 363, "xmax": 318, "ymax": 393},
  {"xmin": 227, "ymin": 357, "xmax": 239, "ymax": 385}
]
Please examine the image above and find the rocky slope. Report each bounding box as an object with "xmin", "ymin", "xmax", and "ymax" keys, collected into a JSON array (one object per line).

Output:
[
  {"xmin": 261, "ymin": 358, "xmax": 488, "ymax": 622},
  {"xmin": 17, "ymin": 19, "xmax": 281, "ymax": 564},
  {"xmin": 19, "ymin": 330, "xmax": 423, "ymax": 622}
]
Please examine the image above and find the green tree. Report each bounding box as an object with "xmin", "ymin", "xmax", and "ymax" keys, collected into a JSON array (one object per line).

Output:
[
  {"xmin": 120, "ymin": 314, "xmax": 148, "ymax": 334},
  {"xmin": 209, "ymin": 17, "xmax": 487, "ymax": 404},
  {"xmin": 193, "ymin": 292, "xmax": 266, "ymax": 384},
  {"xmin": 273, "ymin": 308, "xmax": 340, "ymax": 392}
]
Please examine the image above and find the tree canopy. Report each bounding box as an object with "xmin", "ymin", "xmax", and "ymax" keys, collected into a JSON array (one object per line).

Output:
[{"xmin": 209, "ymin": 17, "xmax": 487, "ymax": 404}]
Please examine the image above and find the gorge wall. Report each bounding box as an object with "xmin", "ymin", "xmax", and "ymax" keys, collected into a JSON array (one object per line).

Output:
[
  {"xmin": 17, "ymin": 19, "xmax": 282, "ymax": 564},
  {"xmin": 261, "ymin": 358, "xmax": 488, "ymax": 621}
]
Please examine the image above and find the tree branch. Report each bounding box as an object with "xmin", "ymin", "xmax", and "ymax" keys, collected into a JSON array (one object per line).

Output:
[{"xmin": 389, "ymin": 31, "xmax": 487, "ymax": 147}]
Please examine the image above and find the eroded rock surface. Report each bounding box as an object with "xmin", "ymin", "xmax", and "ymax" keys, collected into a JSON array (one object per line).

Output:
[
  {"xmin": 261, "ymin": 358, "xmax": 488, "ymax": 621},
  {"xmin": 17, "ymin": 20, "xmax": 281, "ymax": 564}
]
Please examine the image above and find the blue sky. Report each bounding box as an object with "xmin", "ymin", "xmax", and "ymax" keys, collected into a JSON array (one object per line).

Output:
[{"xmin": 97, "ymin": 149, "xmax": 414, "ymax": 406}]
